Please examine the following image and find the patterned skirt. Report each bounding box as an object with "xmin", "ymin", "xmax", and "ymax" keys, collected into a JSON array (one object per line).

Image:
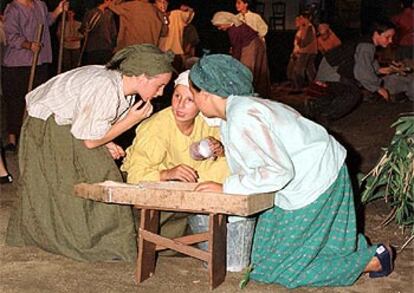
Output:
[
  {"xmin": 6, "ymin": 116, "xmax": 137, "ymax": 261},
  {"xmin": 250, "ymin": 165, "xmax": 376, "ymax": 288}
]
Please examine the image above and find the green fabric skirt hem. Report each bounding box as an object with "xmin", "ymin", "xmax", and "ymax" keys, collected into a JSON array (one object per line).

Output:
[
  {"xmin": 250, "ymin": 165, "xmax": 377, "ymax": 288},
  {"xmin": 6, "ymin": 116, "xmax": 137, "ymax": 262}
]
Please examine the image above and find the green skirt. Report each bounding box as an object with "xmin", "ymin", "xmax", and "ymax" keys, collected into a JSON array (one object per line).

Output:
[
  {"xmin": 250, "ymin": 165, "xmax": 376, "ymax": 288},
  {"xmin": 6, "ymin": 116, "xmax": 137, "ymax": 262}
]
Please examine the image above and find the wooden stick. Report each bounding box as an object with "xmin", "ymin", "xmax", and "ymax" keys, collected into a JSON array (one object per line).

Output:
[
  {"xmin": 57, "ymin": 10, "xmax": 67, "ymax": 74},
  {"xmin": 27, "ymin": 24, "xmax": 44, "ymax": 93},
  {"xmin": 77, "ymin": 32, "xmax": 88, "ymax": 67},
  {"xmin": 78, "ymin": 11, "xmax": 101, "ymax": 67}
]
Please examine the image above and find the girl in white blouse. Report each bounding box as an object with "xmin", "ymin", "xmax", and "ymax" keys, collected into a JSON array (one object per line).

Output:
[{"xmin": 6, "ymin": 44, "xmax": 174, "ymax": 262}]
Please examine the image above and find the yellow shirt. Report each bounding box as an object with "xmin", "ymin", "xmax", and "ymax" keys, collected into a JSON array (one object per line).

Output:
[{"xmin": 121, "ymin": 107, "xmax": 229, "ymax": 184}]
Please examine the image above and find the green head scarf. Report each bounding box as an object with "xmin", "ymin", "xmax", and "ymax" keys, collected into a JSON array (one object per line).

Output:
[
  {"xmin": 189, "ymin": 54, "xmax": 254, "ymax": 97},
  {"xmin": 107, "ymin": 44, "xmax": 175, "ymax": 77}
]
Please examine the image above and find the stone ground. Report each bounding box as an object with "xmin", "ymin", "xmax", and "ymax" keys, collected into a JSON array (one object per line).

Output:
[{"xmin": 1, "ymin": 87, "xmax": 413, "ymax": 293}]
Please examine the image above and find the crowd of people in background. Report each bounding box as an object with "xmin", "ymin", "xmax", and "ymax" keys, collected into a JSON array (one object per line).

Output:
[
  {"xmin": 0, "ymin": 0, "xmax": 412, "ymax": 157},
  {"xmin": 0, "ymin": 0, "xmax": 412, "ymax": 289}
]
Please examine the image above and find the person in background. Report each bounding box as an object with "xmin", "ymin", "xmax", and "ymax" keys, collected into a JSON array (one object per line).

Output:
[
  {"xmin": 6, "ymin": 44, "xmax": 174, "ymax": 262},
  {"xmin": 0, "ymin": 148, "xmax": 12, "ymax": 184},
  {"xmin": 122, "ymin": 70, "xmax": 228, "ymax": 241},
  {"xmin": 302, "ymin": 23, "xmax": 345, "ymax": 124},
  {"xmin": 211, "ymin": 11, "xmax": 271, "ymax": 98},
  {"xmin": 57, "ymin": 9, "xmax": 82, "ymax": 71},
  {"xmin": 109, "ymin": 0, "xmax": 167, "ymax": 52},
  {"xmin": 317, "ymin": 23, "xmax": 341, "ymax": 54},
  {"xmin": 189, "ymin": 54, "xmax": 395, "ymax": 289},
  {"xmin": 80, "ymin": 0, "xmax": 117, "ymax": 65},
  {"xmin": 353, "ymin": 19, "xmax": 414, "ymax": 102},
  {"xmin": 2, "ymin": 0, "xmax": 67, "ymax": 152},
  {"xmin": 309, "ymin": 19, "xmax": 413, "ymax": 123},
  {"xmin": 182, "ymin": 21, "xmax": 199, "ymax": 69},
  {"xmin": 158, "ymin": 1, "xmax": 195, "ymax": 72},
  {"xmin": 235, "ymin": 0, "xmax": 268, "ymax": 42},
  {"xmin": 0, "ymin": 12, "xmax": 12, "ymax": 184},
  {"xmin": 287, "ymin": 13, "xmax": 318, "ymax": 93},
  {"xmin": 391, "ymin": 0, "xmax": 413, "ymax": 61}
]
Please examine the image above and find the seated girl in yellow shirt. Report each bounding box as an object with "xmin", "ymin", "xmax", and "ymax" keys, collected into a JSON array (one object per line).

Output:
[{"xmin": 121, "ymin": 70, "xmax": 229, "ymax": 240}]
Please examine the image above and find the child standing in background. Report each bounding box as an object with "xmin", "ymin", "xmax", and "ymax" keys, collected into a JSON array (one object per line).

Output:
[
  {"xmin": 235, "ymin": 0, "xmax": 268, "ymax": 42},
  {"xmin": 287, "ymin": 13, "xmax": 317, "ymax": 93},
  {"xmin": 57, "ymin": 9, "xmax": 82, "ymax": 71}
]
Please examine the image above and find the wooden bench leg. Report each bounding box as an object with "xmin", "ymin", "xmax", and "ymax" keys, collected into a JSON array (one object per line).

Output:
[
  {"xmin": 208, "ymin": 213, "xmax": 227, "ymax": 290},
  {"xmin": 136, "ymin": 208, "xmax": 160, "ymax": 283}
]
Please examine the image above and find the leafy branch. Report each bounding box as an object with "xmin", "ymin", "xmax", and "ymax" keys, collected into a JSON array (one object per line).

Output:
[{"xmin": 360, "ymin": 114, "xmax": 414, "ymax": 249}]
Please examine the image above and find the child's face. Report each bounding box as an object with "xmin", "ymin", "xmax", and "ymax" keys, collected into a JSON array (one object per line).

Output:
[
  {"xmin": 189, "ymin": 84, "xmax": 212, "ymax": 117},
  {"xmin": 137, "ymin": 72, "xmax": 172, "ymax": 102},
  {"xmin": 67, "ymin": 10, "xmax": 75, "ymax": 18},
  {"xmin": 318, "ymin": 24, "xmax": 329, "ymax": 36},
  {"xmin": 374, "ymin": 29, "xmax": 395, "ymax": 48},
  {"xmin": 155, "ymin": 0, "xmax": 169, "ymax": 13},
  {"xmin": 235, "ymin": 0, "xmax": 248, "ymax": 13},
  {"xmin": 295, "ymin": 16, "xmax": 302, "ymax": 28},
  {"xmin": 172, "ymin": 85, "xmax": 199, "ymax": 123}
]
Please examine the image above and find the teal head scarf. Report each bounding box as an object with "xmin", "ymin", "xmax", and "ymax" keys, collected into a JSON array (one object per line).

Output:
[
  {"xmin": 189, "ymin": 54, "xmax": 254, "ymax": 98},
  {"xmin": 107, "ymin": 44, "xmax": 175, "ymax": 77}
]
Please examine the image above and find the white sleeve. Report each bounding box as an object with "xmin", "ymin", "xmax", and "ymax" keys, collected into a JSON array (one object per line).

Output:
[
  {"xmin": 254, "ymin": 14, "xmax": 268, "ymax": 38},
  {"xmin": 71, "ymin": 77, "xmax": 120, "ymax": 140},
  {"xmin": 223, "ymin": 109, "xmax": 294, "ymax": 195}
]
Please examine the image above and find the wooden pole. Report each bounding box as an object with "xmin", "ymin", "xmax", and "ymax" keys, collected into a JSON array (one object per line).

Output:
[
  {"xmin": 77, "ymin": 32, "xmax": 88, "ymax": 67},
  {"xmin": 57, "ymin": 9, "xmax": 67, "ymax": 74},
  {"xmin": 78, "ymin": 11, "xmax": 101, "ymax": 67},
  {"xmin": 27, "ymin": 24, "xmax": 44, "ymax": 93}
]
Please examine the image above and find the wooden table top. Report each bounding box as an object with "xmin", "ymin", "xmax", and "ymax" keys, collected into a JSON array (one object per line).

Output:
[{"xmin": 74, "ymin": 181, "xmax": 274, "ymax": 216}]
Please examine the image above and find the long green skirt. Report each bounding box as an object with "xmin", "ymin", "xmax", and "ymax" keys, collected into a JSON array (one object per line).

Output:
[
  {"xmin": 250, "ymin": 165, "xmax": 377, "ymax": 288},
  {"xmin": 6, "ymin": 117, "xmax": 137, "ymax": 262}
]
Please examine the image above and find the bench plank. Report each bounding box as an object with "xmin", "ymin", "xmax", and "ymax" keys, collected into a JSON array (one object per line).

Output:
[{"xmin": 74, "ymin": 181, "xmax": 274, "ymax": 216}]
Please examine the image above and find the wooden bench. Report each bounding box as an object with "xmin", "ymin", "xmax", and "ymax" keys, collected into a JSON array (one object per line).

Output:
[{"xmin": 74, "ymin": 181, "xmax": 274, "ymax": 290}]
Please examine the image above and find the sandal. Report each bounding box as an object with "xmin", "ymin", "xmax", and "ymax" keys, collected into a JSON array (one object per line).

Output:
[
  {"xmin": 369, "ymin": 244, "xmax": 395, "ymax": 278},
  {"xmin": 0, "ymin": 174, "xmax": 13, "ymax": 184}
]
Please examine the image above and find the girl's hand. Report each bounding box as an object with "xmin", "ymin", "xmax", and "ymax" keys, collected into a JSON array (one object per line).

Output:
[
  {"xmin": 207, "ymin": 136, "xmax": 225, "ymax": 158},
  {"xmin": 160, "ymin": 164, "xmax": 199, "ymax": 182},
  {"xmin": 377, "ymin": 87, "xmax": 390, "ymax": 102},
  {"xmin": 52, "ymin": 1, "xmax": 69, "ymax": 18},
  {"xmin": 56, "ymin": 0, "xmax": 69, "ymax": 14},
  {"xmin": 30, "ymin": 41, "xmax": 42, "ymax": 53},
  {"xmin": 378, "ymin": 67, "xmax": 393, "ymax": 75},
  {"xmin": 195, "ymin": 181, "xmax": 223, "ymax": 192},
  {"xmin": 126, "ymin": 100, "xmax": 153, "ymax": 126},
  {"xmin": 105, "ymin": 142, "xmax": 125, "ymax": 160}
]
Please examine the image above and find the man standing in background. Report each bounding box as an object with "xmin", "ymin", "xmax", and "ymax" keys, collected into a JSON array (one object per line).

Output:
[{"xmin": 109, "ymin": 0, "xmax": 167, "ymax": 51}]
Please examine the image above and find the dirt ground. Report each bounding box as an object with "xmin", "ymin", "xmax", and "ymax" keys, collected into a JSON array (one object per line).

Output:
[{"xmin": 1, "ymin": 88, "xmax": 413, "ymax": 293}]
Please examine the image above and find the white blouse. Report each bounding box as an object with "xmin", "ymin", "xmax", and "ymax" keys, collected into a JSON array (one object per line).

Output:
[
  {"xmin": 26, "ymin": 65, "xmax": 134, "ymax": 140},
  {"xmin": 237, "ymin": 10, "xmax": 268, "ymax": 39},
  {"xmin": 220, "ymin": 95, "xmax": 346, "ymax": 210}
]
